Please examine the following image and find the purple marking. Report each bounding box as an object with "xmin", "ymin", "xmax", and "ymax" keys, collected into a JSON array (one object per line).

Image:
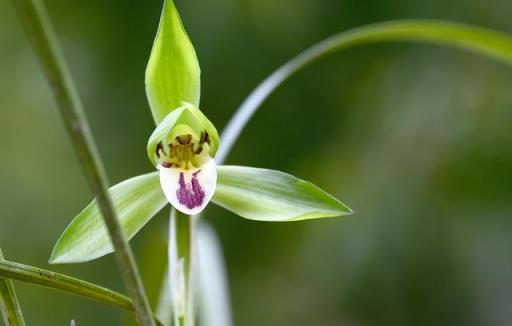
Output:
[{"xmin": 176, "ymin": 170, "xmax": 205, "ymax": 209}]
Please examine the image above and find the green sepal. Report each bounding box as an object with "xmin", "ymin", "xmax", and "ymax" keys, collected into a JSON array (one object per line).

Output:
[
  {"xmin": 50, "ymin": 172, "xmax": 167, "ymax": 264},
  {"xmin": 147, "ymin": 103, "xmax": 219, "ymax": 167},
  {"xmin": 49, "ymin": 164, "xmax": 352, "ymax": 264},
  {"xmin": 146, "ymin": 0, "xmax": 201, "ymax": 123},
  {"xmin": 213, "ymin": 166, "xmax": 353, "ymax": 221}
]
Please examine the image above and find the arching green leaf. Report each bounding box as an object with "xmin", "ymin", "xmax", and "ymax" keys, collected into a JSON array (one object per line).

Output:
[{"xmin": 217, "ymin": 20, "xmax": 512, "ymax": 163}]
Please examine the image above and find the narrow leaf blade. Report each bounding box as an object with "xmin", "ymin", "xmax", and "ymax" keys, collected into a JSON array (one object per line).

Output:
[
  {"xmin": 213, "ymin": 166, "xmax": 352, "ymax": 221},
  {"xmin": 50, "ymin": 172, "xmax": 166, "ymax": 264},
  {"xmin": 217, "ymin": 20, "xmax": 512, "ymax": 163},
  {"xmin": 146, "ymin": 0, "xmax": 201, "ymax": 123}
]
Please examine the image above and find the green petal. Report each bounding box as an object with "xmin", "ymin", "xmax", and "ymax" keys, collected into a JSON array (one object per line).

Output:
[
  {"xmin": 147, "ymin": 104, "xmax": 219, "ymax": 167},
  {"xmin": 50, "ymin": 172, "xmax": 166, "ymax": 264},
  {"xmin": 213, "ymin": 166, "xmax": 353, "ymax": 222},
  {"xmin": 146, "ymin": 0, "xmax": 200, "ymax": 123}
]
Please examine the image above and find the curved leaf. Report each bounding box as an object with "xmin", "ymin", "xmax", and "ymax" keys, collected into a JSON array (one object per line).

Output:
[
  {"xmin": 50, "ymin": 172, "xmax": 166, "ymax": 264},
  {"xmin": 146, "ymin": 0, "xmax": 201, "ymax": 123},
  {"xmin": 213, "ymin": 166, "xmax": 352, "ymax": 221},
  {"xmin": 216, "ymin": 19, "xmax": 512, "ymax": 163}
]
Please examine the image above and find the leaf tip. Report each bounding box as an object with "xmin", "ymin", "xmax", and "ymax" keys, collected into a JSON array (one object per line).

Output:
[
  {"xmin": 336, "ymin": 201, "xmax": 354, "ymax": 217},
  {"xmin": 48, "ymin": 249, "xmax": 63, "ymax": 265},
  {"xmin": 340, "ymin": 200, "xmax": 354, "ymax": 213}
]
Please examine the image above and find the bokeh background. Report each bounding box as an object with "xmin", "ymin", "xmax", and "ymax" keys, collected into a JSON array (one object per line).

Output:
[{"xmin": 2, "ymin": 0, "xmax": 512, "ymax": 325}]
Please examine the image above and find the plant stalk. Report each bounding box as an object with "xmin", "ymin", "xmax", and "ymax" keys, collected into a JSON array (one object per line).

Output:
[
  {"xmin": 11, "ymin": 1, "xmax": 155, "ymax": 325},
  {"xmin": 0, "ymin": 250, "xmax": 25, "ymax": 326},
  {"xmin": 0, "ymin": 259, "xmax": 163, "ymax": 325},
  {"xmin": 169, "ymin": 209, "xmax": 197, "ymax": 326}
]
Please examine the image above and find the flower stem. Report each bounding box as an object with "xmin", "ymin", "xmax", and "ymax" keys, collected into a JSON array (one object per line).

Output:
[
  {"xmin": 0, "ymin": 259, "xmax": 163, "ymax": 325},
  {"xmin": 0, "ymin": 250, "xmax": 26, "ymax": 326},
  {"xmin": 169, "ymin": 209, "xmax": 197, "ymax": 326},
  {"xmin": 11, "ymin": 1, "xmax": 155, "ymax": 325}
]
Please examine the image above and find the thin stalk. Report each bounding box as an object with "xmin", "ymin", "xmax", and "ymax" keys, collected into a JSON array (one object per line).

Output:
[
  {"xmin": 11, "ymin": 1, "xmax": 155, "ymax": 325},
  {"xmin": 0, "ymin": 259, "xmax": 131, "ymax": 310},
  {"xmin": 0, "ymin": 259, "xmax": 163, "ymax": 325},
  {"xmin": 0, "ymin": 250, "xmax": 25, "ymax": 326},
  {"xmin": 169, "ymin": 209, "xmax": 197, "ymax": 326},
  {"xmin": 216, "ymin": 20, "xmax": 512, "ymax": 163}
]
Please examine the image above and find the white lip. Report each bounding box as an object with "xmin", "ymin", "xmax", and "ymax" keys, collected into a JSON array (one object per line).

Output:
[{"xmin": 158, "ymin": 157, "xmax": 217, "ymax": 215}]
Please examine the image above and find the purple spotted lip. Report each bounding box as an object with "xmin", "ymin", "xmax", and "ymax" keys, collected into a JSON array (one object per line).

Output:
[{"xmin": 176, "ymin": 170, "xmax": 205, "ymax": 209}]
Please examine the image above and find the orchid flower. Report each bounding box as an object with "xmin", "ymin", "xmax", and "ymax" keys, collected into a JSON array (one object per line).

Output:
[
  {"xmin": 147, "ymin": 103, "xmax": 220, "ymax": 215},
  {"xmin": 49, "ymin": 1, "xmax": 352, "ymax": 324},
  {"xmin": 49, "ymin": 0, "xmax": 352, "ymax": 265}
]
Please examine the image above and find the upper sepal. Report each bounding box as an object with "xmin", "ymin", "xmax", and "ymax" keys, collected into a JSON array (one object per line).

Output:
[{"xmin": 145, "ymin": 0, "xmax": 201, "ymax": 123}]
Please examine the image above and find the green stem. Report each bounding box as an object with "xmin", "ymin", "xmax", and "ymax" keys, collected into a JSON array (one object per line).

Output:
[
  {"xmin": 216, "ymin": 19, "xmax": 512, "ymax": 163},
  {"xmin": 11, "ymin": 1, "xmax": 155, "ymax": 325},
  {"xmin": 0, "ymin": 259, "xmax": 130, "ymax": 309},
  {"xmin": 169, "ymin": 209, "xmax": 197, "ymax": 326},
  {"xmin": 0, "ymin": 259, "xmax": 162, "ymax": 325},
  {"xmin": 0, "ymin": 250, "xmax": 25, "ymax": 326}
]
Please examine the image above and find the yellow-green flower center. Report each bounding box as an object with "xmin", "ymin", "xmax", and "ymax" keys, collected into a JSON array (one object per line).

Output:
[{"xmin": 156, "ymin": 130, "xmax": 211, "ymax": 169}]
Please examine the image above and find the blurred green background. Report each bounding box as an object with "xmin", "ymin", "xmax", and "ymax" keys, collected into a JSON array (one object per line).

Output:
[{"xmin": 2, "ymin": 0, "xmax": 512, "ymax": 325}]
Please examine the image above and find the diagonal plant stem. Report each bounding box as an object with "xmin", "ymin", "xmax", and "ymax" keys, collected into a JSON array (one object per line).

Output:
[
  {"xmin": 11, "ymin": 0, "xmax": 155, "ymax": 325},
  {"xmin": 0, "ymin": 250, "xmax": 26, "ymax": 326},
  {"xmin": 0, "ymin": 259, "xmax": 130, "ymax": 310},
  {"xmin": 216, "ymin": 20, "xmax": 512, "ymax": 164},
  {"xmin": 0, "ymin": 259, "xmax": 163, "ymax": 325}
]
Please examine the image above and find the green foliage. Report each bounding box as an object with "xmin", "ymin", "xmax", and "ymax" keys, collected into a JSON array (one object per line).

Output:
[
  {"xmin": 9, "ymin": 0, "xmax": 512, "ymax": 320},
  {"xmin": 146, "ymin": 0, "xmax": 201, "ymax": 123},
  {"xmin": 0, "ymin": 249, "xmax": 25, "ymax": 326},
  {"xmin": 217, "ymin": 19, "xmax": 512, "ymax": 162},
  {"xmin": 50, "ymin": 173, "xmax": 166, "ymax": 264},
  {"xmin": 0, "ymin": 258, "xmax": 133, "ymax": 309},
  {"xmin": 0, "ymin": 259, "xmax": 165, "ymax": 324}
]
